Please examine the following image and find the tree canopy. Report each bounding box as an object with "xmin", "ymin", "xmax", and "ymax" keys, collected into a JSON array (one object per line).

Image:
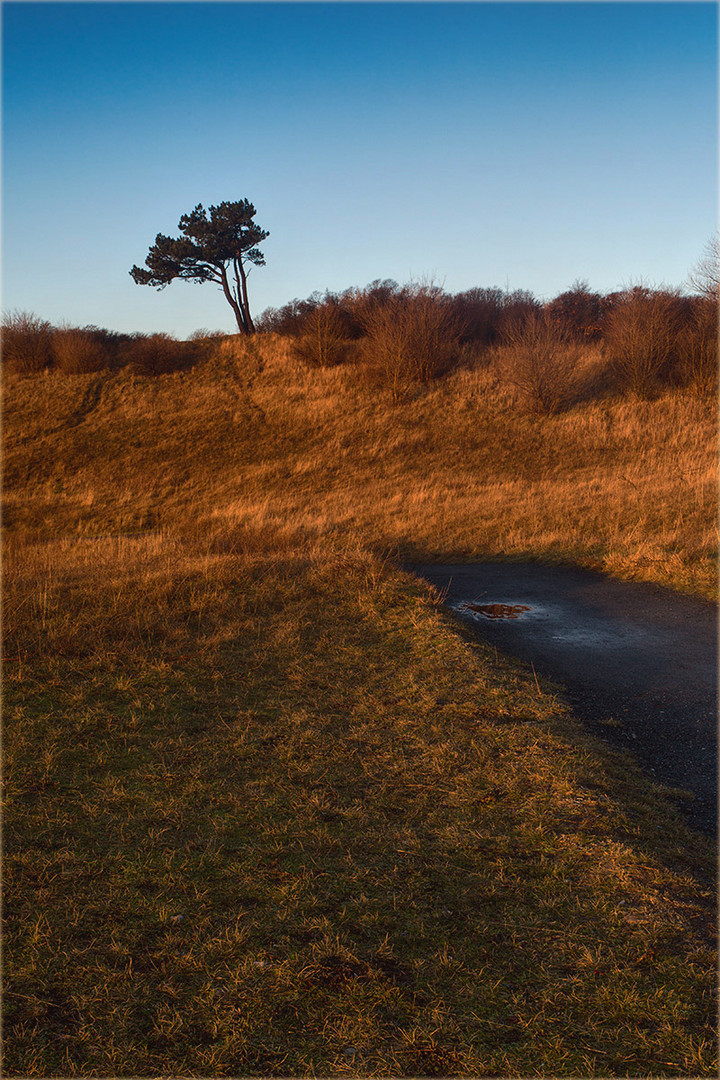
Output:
[{"xmin": 130, "ymin": 200, "xmax": 269, "ymax": 334}]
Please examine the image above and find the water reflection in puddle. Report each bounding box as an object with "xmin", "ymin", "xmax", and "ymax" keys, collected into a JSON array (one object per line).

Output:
[
  {"xmin": 456, "ymin": 599, "xmax": 539, "ymax": 621},
  {"xmin": 461, "ymin": 602, "xmax": 531, "ymax": 620},
  {"xmin": 453, "ymin": 598, "xmax": 646, "ymax": 648}
]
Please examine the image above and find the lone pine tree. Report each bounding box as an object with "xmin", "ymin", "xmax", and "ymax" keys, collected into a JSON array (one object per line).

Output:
[{"xmin": 130, "ymin": 200, "xmax": 269, "ymax": 334}]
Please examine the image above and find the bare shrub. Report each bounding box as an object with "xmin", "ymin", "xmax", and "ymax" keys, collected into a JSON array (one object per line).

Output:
[
  {"xmin": 259, "ymin": 281, "xmax": 405, "ymax": 343},
  {"xmin": 545, "ymin": 281, "xmax": 606, "ymax": 342},
  {"xmin": 688, "ymin": 236, "xmax": 719, "ymax": 301},
  {"xmin": 117, "ymin": 333, "xmax": 193, "ymax": 375},
  {"xmin": 187, "ymin": 328, "xmax": 224, "ymax": 341},
  {"xmin": 290, "ymin": 302, "xmax": 351, "ymax": 367},
  {"xmin": 256, "ymin": 293, "xmax": 323, "ymax": 336},
  {"xmin": 677, "ymin": 298, "xmax": 718, "ymax": 393},
  {"xmin": 360, "ymin": 284, "xmax": 466, "ymax": 396},
  {"xmin": 497, "ymin": 289, "xmax": 541, "ymax": 339},
  {"xmin": 1, "ymin": 311, "xmax": 53, "ymax": 373},
  {"xmin": 51, "ymin": 326, "xmax": 111, "ymax": 374},
  {"xmin": 334, "ymin": 279, "xmax": 401, "ymax": 339},
  {"xmin": 445, "ymin": 287, "xmax": 505, "ymax": 349},
  {"xmin": 603, "ymin": 287, "xmax": 684, "ymax": 396},
  {"xmin": 496, "ymin": 311, "xmax": 582, "ymax": 414}
]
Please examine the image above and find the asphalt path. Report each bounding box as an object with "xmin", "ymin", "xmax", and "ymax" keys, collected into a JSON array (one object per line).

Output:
[{"xmin": 408, "ymin": 563, "xmax": 718, "ymax": 838}]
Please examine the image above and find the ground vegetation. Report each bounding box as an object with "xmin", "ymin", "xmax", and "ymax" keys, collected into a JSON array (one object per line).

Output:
[
  {"xmin": 7, "ymin": 270, "xmax": 714, "ymax": 402},
  {"xmin": 2, "ymin": 260, "xmax": 717, "ymax": 1074}
]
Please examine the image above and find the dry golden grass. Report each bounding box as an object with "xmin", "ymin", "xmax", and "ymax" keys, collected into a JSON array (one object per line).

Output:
[
  {"xmin": 3, "ymin": 529, "xmax": 716, "ymax": 1075},
  {"xmin": 2, "ymin": 335, "xmax": 717, "ymax": 1074},
  {"xmin": 4, "ymin": 334, "xmax": 716, "ymax": 596}
]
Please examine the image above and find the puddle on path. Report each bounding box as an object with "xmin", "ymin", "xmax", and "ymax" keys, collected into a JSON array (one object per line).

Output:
[
  {"xmin": 455, "ymin": 598, "xmax": 543, "ymax": 622},
  {"xmin": 411, "ymin": 563, "xmax": 716, "ymax": 836},
  {"xmin": 452, "ymin": 598, "xmax": 647, "ymax": 648},
  {"xmin": 461, "ymin": 602, "xmax": 531, "ymax": 620}
]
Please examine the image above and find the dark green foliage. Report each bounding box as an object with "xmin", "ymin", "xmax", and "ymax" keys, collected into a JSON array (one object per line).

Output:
[{"xmin": 131, "ymin": 200, "xmax": 269, "ymax": 335}]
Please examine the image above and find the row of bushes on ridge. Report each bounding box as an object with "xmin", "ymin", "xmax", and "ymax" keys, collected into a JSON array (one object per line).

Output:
[
  {"xmin": 0, "ymin": 318, "xmax": 221, "ymax": 377},
  {"xmin": 265, "ymin": 280, "xmax": 717, "ymax": 404},
  {"xmin": 3, "ymin": 275, "xmax": 717, "ymax": 409}
]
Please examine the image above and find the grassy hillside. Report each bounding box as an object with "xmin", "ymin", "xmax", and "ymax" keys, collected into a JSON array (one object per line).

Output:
[
  {"xmin": 2, "ymin": 337, "xmax": 717, "ymax": 1075},
  {"xmin": 4, "ymin": 334, "xmax": 717, "ymax": 595}
]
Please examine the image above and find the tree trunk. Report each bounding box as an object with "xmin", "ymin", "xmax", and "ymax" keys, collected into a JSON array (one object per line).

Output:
[
  {"xmin": 220, "ymin": 266, "xmax": 249, "ymax": 334},
  {"xmin": 236, "ymin": 255, "xmax": 256, "ymax": 334}
]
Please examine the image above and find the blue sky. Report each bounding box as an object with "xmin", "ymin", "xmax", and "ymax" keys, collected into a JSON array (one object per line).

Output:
[{"xmin": 2, "ymin": 1, "xmax": 717, "ymax": 336}]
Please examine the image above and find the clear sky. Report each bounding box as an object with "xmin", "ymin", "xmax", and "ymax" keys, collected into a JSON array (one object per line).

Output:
[{"xmin": 2, "ymin": 1, "xmax": 717, "ymax": 337}]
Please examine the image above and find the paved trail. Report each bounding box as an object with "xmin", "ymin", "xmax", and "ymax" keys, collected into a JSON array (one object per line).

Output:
[{"xmin": 408, "ymin": 563, "xmax": 717, "ymax": 839}]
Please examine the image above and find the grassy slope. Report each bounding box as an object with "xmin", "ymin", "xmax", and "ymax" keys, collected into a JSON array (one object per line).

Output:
[
  {"xmin": 4, "ymin": 335, "xmax": 717, "ymax": 594},
  {"xmin": 2, "ymin": 339, "xmax": 717, "ymax": 1075}
]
